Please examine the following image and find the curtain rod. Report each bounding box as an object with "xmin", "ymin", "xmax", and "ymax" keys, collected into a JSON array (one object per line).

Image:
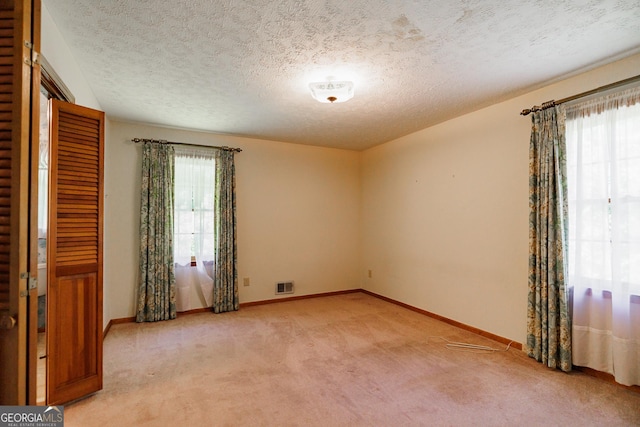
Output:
[
  {"xmin": 132, "ymin": 138, "xmax": 242, "ymax": 152},
  {"xmin": 520, "ymin": 74, "xmax": 640, "ymax": 116}
]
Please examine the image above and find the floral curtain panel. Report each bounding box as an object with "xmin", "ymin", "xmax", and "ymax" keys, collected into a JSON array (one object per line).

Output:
[
  {"xmin": 213, "ymin": 149, "xmax": 239, "ymax": 313},
  {"xmin": 527, "ymin": 105, "xmax": 572, "ymax": 372},
  {"xmin": 136, "ymin": 142, "xmax": 177, "ymax": 322}
]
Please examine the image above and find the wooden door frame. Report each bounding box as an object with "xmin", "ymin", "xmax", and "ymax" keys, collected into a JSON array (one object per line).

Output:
[{"xmin": 0, "ymin": 0, "xmax": 39, "ymax": 405}]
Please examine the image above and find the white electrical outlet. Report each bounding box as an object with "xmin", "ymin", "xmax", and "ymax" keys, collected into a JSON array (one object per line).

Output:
[{"xmin": 243, "ymin": 277, "xmax": 250, "ymax": 287}]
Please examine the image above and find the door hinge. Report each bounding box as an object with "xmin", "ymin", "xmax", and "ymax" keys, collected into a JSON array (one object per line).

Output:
[
  {"xmin": 19, "ymin": 271, "xmax": 28, "ymax": 297},
  {"xmin": 19, "ymin": 272, "xmax": 36, "ymax": 297},
  {"xmin": 24, "ymin": 40, "xmax": 39, "ymax": 67}
]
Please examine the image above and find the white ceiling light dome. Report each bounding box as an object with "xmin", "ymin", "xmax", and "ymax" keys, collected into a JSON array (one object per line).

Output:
[{"xmin": 309, "ymin": 78, "xmax": 354, "ymax": 103}]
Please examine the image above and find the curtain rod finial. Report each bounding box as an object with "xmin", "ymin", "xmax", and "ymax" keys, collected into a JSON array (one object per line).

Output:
[{"xmin": 542, "ymin": 100, "xmax": 556, "ymax": 109}]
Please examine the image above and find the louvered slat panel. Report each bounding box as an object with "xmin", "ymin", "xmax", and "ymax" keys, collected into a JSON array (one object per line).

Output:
[
  {"xmin": 0, "ymin": 4, "xmax": 12, "ymax": 311},
  {"xmin": 55, "ymin": 114, "xmax": 100, "ymax": 269}
]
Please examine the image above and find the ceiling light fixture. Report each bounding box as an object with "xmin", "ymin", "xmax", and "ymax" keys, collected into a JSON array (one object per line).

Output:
[{"xmin": 309, "ymin": 78, "xmax": 354, "ymax": 103}]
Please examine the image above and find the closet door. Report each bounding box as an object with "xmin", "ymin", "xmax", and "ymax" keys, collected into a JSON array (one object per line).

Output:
[
  {"xmin": 0, "ymin": 0, "xmax": 39, "ymax": 405},
  {"xmin": 47, "ymin": 99, "xmax": 103, "ymax": 405}
]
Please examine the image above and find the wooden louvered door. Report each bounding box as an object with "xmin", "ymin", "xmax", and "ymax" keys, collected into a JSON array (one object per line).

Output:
[
  {"xmin": 0, "ymin": 0, "xmax": 39, "ymax": 405},
  {"xmin": 47, "ymin": 99, "xmax": 103, "ymax": 405}
]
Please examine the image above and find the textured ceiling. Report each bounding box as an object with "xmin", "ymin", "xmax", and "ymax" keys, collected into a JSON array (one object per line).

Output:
[{"xmin": 44, "ymin": 0, "xmax": 640, "ymax": 150}]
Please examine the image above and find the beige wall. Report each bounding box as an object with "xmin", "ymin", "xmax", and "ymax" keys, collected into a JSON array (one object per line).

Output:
[
  {"xmin": 105, "ymin": 122, "xmax": 362, "ymax": 320},
  {"xmin": 361, "ymin": 53, "xmax": 640, "ymax": 343}
]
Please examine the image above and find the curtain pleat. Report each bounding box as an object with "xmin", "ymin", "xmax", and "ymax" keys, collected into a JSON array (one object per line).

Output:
[
  {"xmin": 527, "ymin": 106, "xmax": 572, "ymax": 372},
  {"xmin": 213, "ymin": 150, "xmax": 239, "ymax": 313},
  {"xmin": 136, "ymin": 142, "xmax": 177, "ymax": 322}
]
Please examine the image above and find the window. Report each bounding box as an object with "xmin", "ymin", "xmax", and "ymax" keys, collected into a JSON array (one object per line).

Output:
[
  {"xmin": 566, "ymin": 87, "xmax": 640, "ymax": 386},
  {"xmin": 566, "ymin": 89, "xmax": 640, "ymax": 295},
  {"xmin": 173, "ymin": 148, "xmax": 216, "ymax": 267}
]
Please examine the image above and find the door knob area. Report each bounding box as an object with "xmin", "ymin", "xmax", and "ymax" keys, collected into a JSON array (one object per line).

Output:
[{"xmin": 0, "ymin": 312, "xmax": 17, "ymax": 329}]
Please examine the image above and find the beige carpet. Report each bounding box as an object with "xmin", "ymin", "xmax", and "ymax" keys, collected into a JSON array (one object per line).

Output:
[{"xmin": 64, "ymin": 293, "xmax": 640, "ymax": 426}]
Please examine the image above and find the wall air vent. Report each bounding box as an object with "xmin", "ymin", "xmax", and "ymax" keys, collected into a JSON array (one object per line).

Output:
[{"xmin": 276, "ymin": 281, "xmax": 294, "ymax": 295}]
